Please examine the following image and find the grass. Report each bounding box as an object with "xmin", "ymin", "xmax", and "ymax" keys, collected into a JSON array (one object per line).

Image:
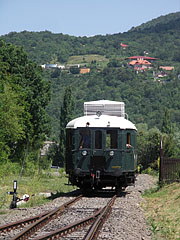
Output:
[
  {"xmin": 0, "ymin": 168, "xmax": 76, "ymax": 211},
  {"xmin": 142, "ymin": 182, "xmax": 180, "ymax": 240},
  {"xmin": 67, "ymin": 54, "xmax": 109, "ymax": 67}
]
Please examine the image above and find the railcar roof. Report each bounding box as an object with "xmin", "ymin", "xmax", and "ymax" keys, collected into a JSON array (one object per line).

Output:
[{"xmin": 66, "ymin": 115, "xmax": 137, "ymax": 130}]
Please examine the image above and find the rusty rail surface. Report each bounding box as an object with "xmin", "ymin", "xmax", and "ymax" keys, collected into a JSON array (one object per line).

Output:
[
  {"xmin": 84, "ymin": 194, "xmax": 117, "ymax": 240},
  {"xmin": 34, "ymin": 208, "xmax": 102, "ymax": 239},
  {"xmin": 11, "ymin": 194, "xmax": 83, "ymax": 240},
  {"xmin": 32, "ymin": 195, "xmax": 117, "ymax": 240},
  {"xmin": 0, "ymin": 210, "xmax": 53, "ymax": 233}
]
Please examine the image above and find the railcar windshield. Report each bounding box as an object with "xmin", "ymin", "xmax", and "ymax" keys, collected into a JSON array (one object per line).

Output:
[
  {"xmin": 106, "ymin": 130, "xmax": 117, "ymax": 149},
  {"xmin": 79, "ymin": 129, "xmax": 91, "ymax": 149},
  {"xmin": 95, "ymin": 130, "xmax": 102, "ymax": 149}
]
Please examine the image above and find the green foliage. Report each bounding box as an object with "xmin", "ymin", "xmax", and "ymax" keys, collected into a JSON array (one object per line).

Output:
[
  {"xmin": 142, "ymin": 182, "xmax": 180, "ymax": 239},
  {"xmin": 46, "ymin": 143, "xmax": 59, "ymax": 166},
  {"xmin": 0, "ymin": 164, "xmax": 76, "ymax": 209},
  {"xmin": 59, "ymin": 87, "xmax": 75, "ymax": 166},
  {"xmin": 69, "ymin": 66, "xmax": 80, "ymax": 74},
  {"xmin": 137, "ymin": 124, "xmax": 161, "ymax": 170},
  {"xmin": 0, "ymin": 41, "xmax": 51, "ymax": 169},
  {"xmin": 161, "ymin": 109, "xmax": 173, "ymax": 134},
  {"xmin": 0, "ymin": 161, "xmax": 21, "ymax": 177}
]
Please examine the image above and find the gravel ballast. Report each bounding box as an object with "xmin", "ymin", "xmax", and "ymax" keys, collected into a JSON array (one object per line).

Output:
[{"xmin": 0, "ymin": 174, "xmax": 157, "ymax": 239}]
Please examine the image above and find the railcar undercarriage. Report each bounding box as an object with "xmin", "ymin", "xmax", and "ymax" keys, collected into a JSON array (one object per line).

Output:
[{"xmin": 69, "ymin": 170, "xmax": 136, "ymax": 193}]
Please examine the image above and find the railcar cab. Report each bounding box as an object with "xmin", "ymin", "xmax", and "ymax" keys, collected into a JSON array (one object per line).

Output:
[
  {"xmin": 65, "ymin": 100, "xmax": 137, "ymax": 190},
  {"xmin": 66, "ymin": 126, "xmax": 137, "ymax": 189}
]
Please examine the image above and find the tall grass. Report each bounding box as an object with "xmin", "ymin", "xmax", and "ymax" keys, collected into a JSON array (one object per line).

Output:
[
  {"xmin": 0, "ymin": 162, "xmax": 76, "ymax": 210},
  {"xmin": 142, "ymin": 182, "xmax": 180, "ymax": 239}
]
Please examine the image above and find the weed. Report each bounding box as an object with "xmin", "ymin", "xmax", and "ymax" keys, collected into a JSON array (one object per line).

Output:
[{"xmin": 142, "ymin": 182, "xmax": 180, "ymax": 239}]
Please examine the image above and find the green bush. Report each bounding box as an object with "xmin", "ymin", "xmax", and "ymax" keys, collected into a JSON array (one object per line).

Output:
[{"xmin": 0, "ymin": 161, "xmax": 21, "ymax": 177}]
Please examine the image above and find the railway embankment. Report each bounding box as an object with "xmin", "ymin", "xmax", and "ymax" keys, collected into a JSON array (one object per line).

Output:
[
  {"xmin": 142, "ymin": 180, "xmax": 180, "ymax": 240},
  {"xmin": 0, "ymin": 174, "xmax": 158, "ymax": 239},
  {"xmin": 1, "ymin": 174, "xmax": 179, "ymax": 239}
]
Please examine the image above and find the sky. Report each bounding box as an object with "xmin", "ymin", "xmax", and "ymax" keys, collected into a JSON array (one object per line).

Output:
[{"xmin": 0, "ymin": 0, "xmax": 180, "ymax": 37}]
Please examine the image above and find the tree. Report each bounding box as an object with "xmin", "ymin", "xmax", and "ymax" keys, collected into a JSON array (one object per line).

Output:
[
  {"xmin": 59, "ymin": 87, "xmax": 75, "ymax": 167},
  {"xmin": 0, "ymin": 41, "xmax": 51, "ymax": 170},
  {"xmin": 161, "ymin": 108, "xmax": 173, "ymax": 135}
]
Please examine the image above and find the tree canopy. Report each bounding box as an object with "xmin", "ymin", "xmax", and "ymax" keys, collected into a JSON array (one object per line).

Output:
[{"xmin": 0, "ymin": 41, "xmax": 51, "ymax": 165}]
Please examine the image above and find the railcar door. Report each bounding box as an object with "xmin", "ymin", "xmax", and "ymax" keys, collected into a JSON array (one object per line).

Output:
[
  {"xmin": 90, "ymin": 129, "xmax": 106, "ymax": 172},
  {"xmin": 123, "ymin": 131, "xmax": 136, "ymax": 171},
  {"xmin": 76, "ymin": 128, "xmax": 92, "ymax": 171},
  {"xmin": 104, "ymin": 129, "xmax": 120, "ymax": 171}
]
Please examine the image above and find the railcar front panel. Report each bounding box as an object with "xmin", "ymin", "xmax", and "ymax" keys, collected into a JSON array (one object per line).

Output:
[{"xmin": 66, "ymin": 127, "xmax": 137, "ymax": 190}]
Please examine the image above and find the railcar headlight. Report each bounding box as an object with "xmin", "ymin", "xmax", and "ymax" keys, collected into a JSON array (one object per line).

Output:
[
  {"xmin": 109, "ymin": 151, "xmax": 114, "ymax": 157},
  {"xmin": 82, "ymin": 150, "xmax": 88, "ymax": 156}
]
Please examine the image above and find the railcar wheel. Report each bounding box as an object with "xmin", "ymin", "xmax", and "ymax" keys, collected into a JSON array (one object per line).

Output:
[{"xmin": 116, "ymin": 184, "xmax": 122, "ymax": 196}]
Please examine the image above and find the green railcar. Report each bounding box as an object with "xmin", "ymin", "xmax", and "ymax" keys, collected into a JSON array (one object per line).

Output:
[{"xmin": 65, "ymin": 100, "xmax": 137, "ymax": 192}]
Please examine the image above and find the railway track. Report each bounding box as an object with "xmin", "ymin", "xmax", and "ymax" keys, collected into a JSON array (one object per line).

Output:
[
  {"xmin": 0, "ymin": 193, "xmax": 117, "ymax": 240},
  {"xmin": 0, "ymin": 194, "xmax": 83, "ymax": 239}
]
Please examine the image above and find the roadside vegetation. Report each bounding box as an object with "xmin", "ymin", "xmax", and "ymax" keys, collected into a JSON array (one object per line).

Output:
[
  {"xmin": 142, "ymin": 182, "xmax": 180, "ymax": 240},
  {"xmin": 0, "ymin": 163, "xmax": 75, "ymax": 211}
]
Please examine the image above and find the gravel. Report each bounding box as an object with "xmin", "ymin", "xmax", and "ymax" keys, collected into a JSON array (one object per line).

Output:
[
  {"xmin": 98, "ymin": 174, "xmax": 157, "ymax": 240},
  {"xmin": 0, "ymin": 174, "xmax": 157, "ymax": 240}
]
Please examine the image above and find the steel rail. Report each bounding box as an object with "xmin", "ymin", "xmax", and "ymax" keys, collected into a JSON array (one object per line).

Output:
[
  {"xmin": 84, "ymin": 194, "xmax": 117, "ymax": 240},
  {"xmin": 0, "ymin": 189, "xmax": 82, "ymax": 233},
  {"xmin": 33, "ymin": 208, "xmax": 102, "ymax": 240},
  {"xmin": 30, "ymin": 195, "xmax": 117, "ymax": 240},
  {"xmin": 0, "ymin": 211, "xmax": 53, "ymax": 233},
  {"xmin": 11, "ymin": 194, "xmax": 83, "ymax": 240}
]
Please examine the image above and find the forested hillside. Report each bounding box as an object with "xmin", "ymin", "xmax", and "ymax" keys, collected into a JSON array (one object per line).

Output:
[{"xmin": 1, "ymin": 12, "xmax": 180, "ymax": 164}]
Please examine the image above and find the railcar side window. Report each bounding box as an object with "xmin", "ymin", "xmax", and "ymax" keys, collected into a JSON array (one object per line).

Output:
[
  {"xmin": 106, "ymin": 130, "xmax": 117, "ymax": 149},
  {"xmin": 95, "ymin": 130, "xmax": 102, "ymax": 149},
  {"xmin": 127, "ymin": 133, "xmax": 131, "ymax": 146},
  {"xmin": 79, "ymin": 129, "xmax": 91, "ymax": 149},
  {"xmin": 66, "ymin": 129, "xmax": 73, "ymax": 149}
]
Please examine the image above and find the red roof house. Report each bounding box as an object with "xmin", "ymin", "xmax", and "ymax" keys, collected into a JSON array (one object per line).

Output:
[
  {"xmin": 120, "ymin": 43, "xmax": 128, "ymax": 49},
  {"xmin": 159, "ymin": 66, "xmax": 174, "ymax": 71},
  {"xmin": 129, "ymin": 59, "xmax": 152, "ymax": 71},
  {"xmin": 126, "ymin": 56, "xmax": 157, "ymax": 61}
]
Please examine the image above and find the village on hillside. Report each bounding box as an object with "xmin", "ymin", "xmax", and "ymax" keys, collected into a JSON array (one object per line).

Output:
[{"xmin": 41, "ymin": 42, "xmax": 175, "ymax": 82}]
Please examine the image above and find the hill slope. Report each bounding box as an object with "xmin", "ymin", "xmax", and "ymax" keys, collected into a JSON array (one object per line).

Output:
[{"xmin": 1, "ymin": 12, "xmax": 180, "ymax": 139}]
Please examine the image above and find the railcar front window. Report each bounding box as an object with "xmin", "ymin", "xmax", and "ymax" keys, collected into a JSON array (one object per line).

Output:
[
  {"xmin": 106, "ymin": 130, "xmax": 117, "ymax": 149},
  {"xmin": 95, "ymin": 130, "xmax": 102, "ymax": 149},
  {"xmin": 79, "ymin": 129, "xmax": 91, "ymax": 149}
]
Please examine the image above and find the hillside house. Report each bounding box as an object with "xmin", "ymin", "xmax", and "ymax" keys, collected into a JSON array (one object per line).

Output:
[
  {"xmin": 126, "ymin": 56, "xmax": 158, "ymax": 62},
  {"xmin": 128, "ymin": 59, "xmax": 152, "ymax": 71},
  {"xmin": 159, "ymin": 66, "xmax": 174, "ymax": 71},
  {"xmin": 80, "ymin": 68, "xmax": 90, "ymax": 74},
  {"xmin": 120, "ymin": 43, "xmax": 128, "ymax": 49},
  {"xmin": 154, "ymin": 66, "xmax": 174, "ymax": 81},
  {"xmin": 41, "ymin": 64, "xmax": 65, "ymax": 69}
]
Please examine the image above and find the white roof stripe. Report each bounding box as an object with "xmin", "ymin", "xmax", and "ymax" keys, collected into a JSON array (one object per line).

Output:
[{"xmin": 66, "ymin": 115, "xmax": 137, "ymax": 130}]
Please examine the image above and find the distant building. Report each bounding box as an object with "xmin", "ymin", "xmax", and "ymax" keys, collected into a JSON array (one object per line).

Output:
[
  {"xmin": 45, "ymin": 64, "xmax": 58, "ymax": 69},
  {"xmin": 41, "ymin": 64, "xmax": 46, "ymax": 69},
  {"xmin": 120, "ymin": 43, "xmax": 128, "ymax": 49},
  {"xmin": 80, "ymin": 68, "xmax": 90, "ymax": 74},
  {"xmin": 41, "ymin": 64, "xmax": 65, "ymax": 69},
  {"xmin": 159, "ymin": 66, "xmax": 174, "ymax": 71},
  {"xmin": 128, "ymin": 59, "xmax": 152, "ymax": 71},
  {"xmin": 126, "ymin": 56, "xmax": 158, "ymax": 62},
  {"xmin": 40, "ymin": 141, "xmax": 56, "ymax": 156}
]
